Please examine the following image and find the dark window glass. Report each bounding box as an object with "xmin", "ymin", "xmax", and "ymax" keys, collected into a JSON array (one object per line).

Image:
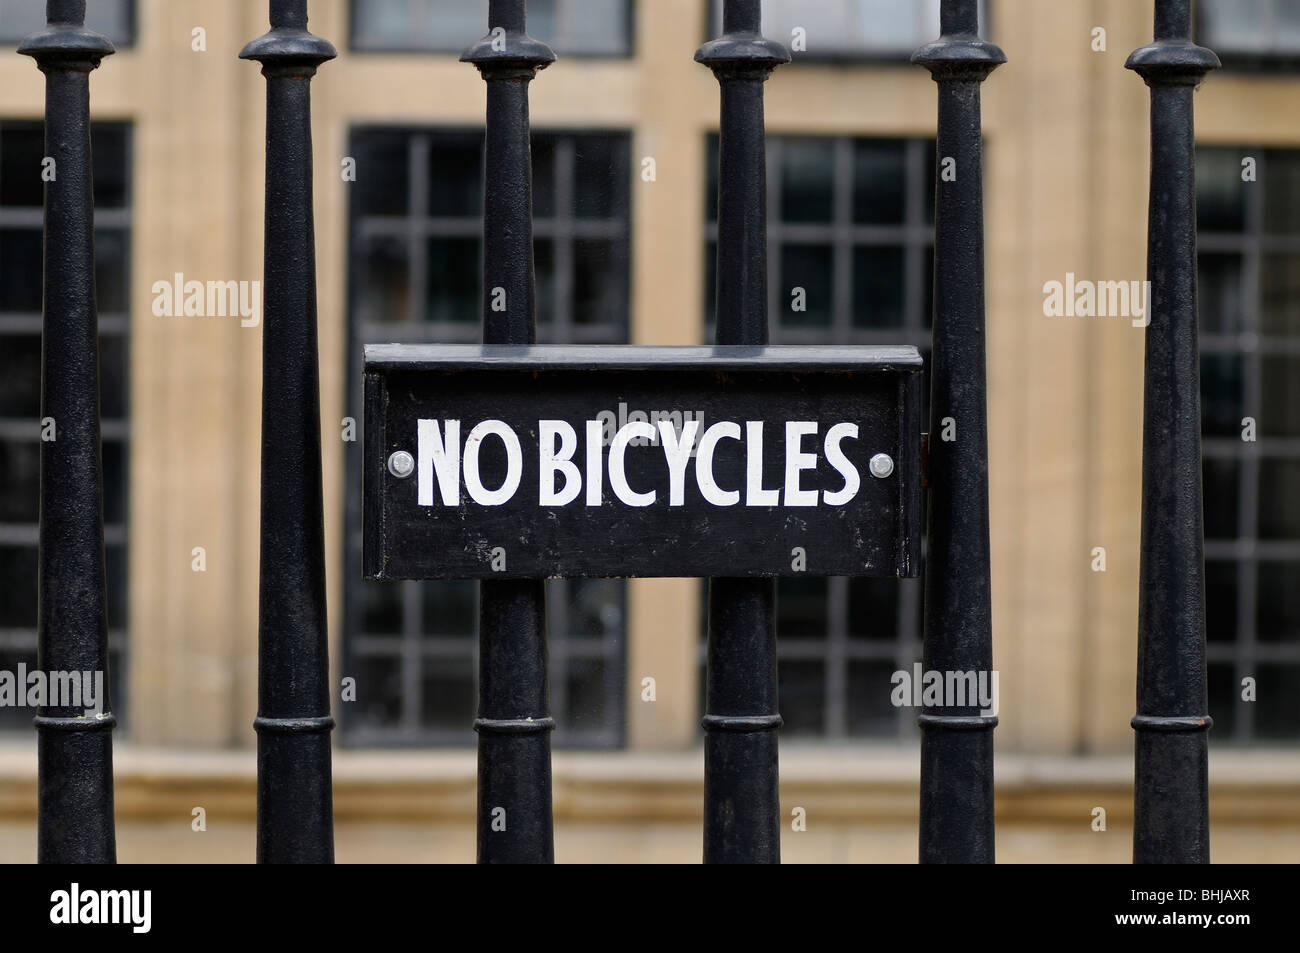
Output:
[
  {"xmin": 351, "ymin": 0, "xmax": 633, "ymax": 56},
  {"xmin": 1197, "ymin": 0, "xmax": 1300, "ymax": 65},
  {"xmin": 0, "ymin": 0, "xmax": 135, "ymax": 47}
]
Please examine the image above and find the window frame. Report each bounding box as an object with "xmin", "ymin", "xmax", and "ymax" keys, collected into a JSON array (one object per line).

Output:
[
  {"xmin": 341, "ymin": 124, "xmax": 633, "ymax": 749},
  {"xmin": 699, "ymin": 131, "xmax": 935, "ymax": 741},
  {"xmin": 347, "ymin": 0, "xmax": 637, "ymax": 59},
  {"xmin": 704, "ymin": 0, "xmax": 991, "ymax": 65},
  {"xmin": 1195, "ymin": 0, "xmax": 1300, "ymax": 72},
  {"xmin": 1198, "ymin": 145, "xmax": 1300, "ymax": 744},
  {"xmin": 0, "ymin": 0, "xmax": 137, "ymax": 49}
]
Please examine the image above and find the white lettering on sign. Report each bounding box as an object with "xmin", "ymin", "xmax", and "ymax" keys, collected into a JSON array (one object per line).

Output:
[{"xmin": 414, "ymin": 418, "xmax": 864, "ymax": 508}]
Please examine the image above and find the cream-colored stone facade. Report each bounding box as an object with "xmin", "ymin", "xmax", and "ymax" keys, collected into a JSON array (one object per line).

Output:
[{"xmin": 0, "ymin": 0, "xmax": 1296, "ymax": 862}]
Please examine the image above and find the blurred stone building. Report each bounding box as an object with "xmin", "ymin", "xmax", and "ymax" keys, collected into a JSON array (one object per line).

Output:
[{"xmin": 0, "ymin": 0, "xmax": 1296, "ymax": 862}]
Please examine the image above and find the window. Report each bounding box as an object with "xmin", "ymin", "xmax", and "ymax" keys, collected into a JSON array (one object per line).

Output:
[
  {"xmin": 344, "ymin": 127, "xmax": 631, "ymax": 747},
  {"xmin": 350, "ymin": 0, "xmax": 634, "ymax": 57},
  {"xmin": 1197, "ymin": 0, "xmax": 1300, "ymax": 68},
  {"xmin": 1198, "ymin": 146, "xmax": 1300, "ymax": 742},
  {"xmin": 0, "ymin": 121, "xmax": 131, "ymax": 731},
  {"xmin": 708, "ymin": 0, "xmax": 986, "ymax": 61},
  {"xmin": 701, "ymin": 133, "xmax": 935, "ymax": 739},
  {"xmin": 0, "ymin": 0, "xmax": 135, "ymax": 47}
]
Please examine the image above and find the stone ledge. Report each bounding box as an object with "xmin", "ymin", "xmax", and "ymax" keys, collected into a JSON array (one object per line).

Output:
[{"xmin": 0, "ymin": 743, "xmax": 1296, "ymax": 824}]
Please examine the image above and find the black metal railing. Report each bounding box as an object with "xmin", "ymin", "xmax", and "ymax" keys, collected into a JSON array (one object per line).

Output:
[
  {"xmin": 19, "ymin": 0, "xmax": 118, "ymax": 865},
  {"xmin": 241, "ymin": 0, "xmax": 338, "ymax": 864},
  {"xmin": 912, "ymin": 0, "xmax": 1003, "ymax": 865},
  {"xmin": 462, "ymin": 0, "xmax": 557, "ymax": 865},
  {"xmin": 695, "ymin": 0, "xmax": 789, "ymax": 865},
  {"xmin": 1126, "ymin": 0, "xmax": 1218, "ymax": 865},
  {"xmin": 14, "ymin": 0, "xmax": 1228, "ymax": 868}
]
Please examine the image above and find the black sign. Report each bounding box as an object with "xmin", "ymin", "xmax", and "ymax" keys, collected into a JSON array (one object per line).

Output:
[{"xmin": 363, "ymin": 345, "xmax": 922, "ymax": 579}]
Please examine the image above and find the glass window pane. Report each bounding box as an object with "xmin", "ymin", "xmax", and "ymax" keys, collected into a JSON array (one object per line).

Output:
[
  {"xmin": 0, "ymin": 546, "xmax": 37, "ymax": 627},
  {"xmin": 360, "ymin": 580, "xmax": 403, "ymax": 634},
  {"xmin": 848, "ymin": 660, "xmax": 898, "ymax": 735},
  {"xmin": 421, "ymin": 579, "xmax": 476, "ymax": 637},
  {"xmin": 543, "ymin": 0, "xmax": 629, "ymax": 56},
  {"xmin": 1200, "ymin": 353, "xmax": 1244, "ymax": 437},
  {"xmin": 351, "ymin": 0, "xmax": 630, "ymax": 56},
  {"xmin": 0, "ymin": 122, "xmax": 43, "ymax": 207},
  {"xmin": 535, "ymin": 237, "xmax": 555, "ymax": 326},
  {"xmin": 565, "ymin": 658, "xmax": 609, "ymax": 732},
  {"xmin": 1259, "ymin": 458, "xmax": 1300, "ymax": 539},
  {"xmin": 852, "ymin": 246, "xmax": 905, "ymax": 328},
  {"xmin": 1205, "ymin": 559, "xmax": 1237, "ymax": 643},
  {"xmin": 1254, "ymin": 663, "xmax": 1300, "ymax": 740},
  {"xmin": 91, "ymin": 124, "xmax": 129, "ymax": 209},
  {"xmin": 1260, "ymin": 356, "xmax": 1300, "ymax": 436},
  {"xmin": 779, "ymin": 138, "xmax": 834, "ymax": 223},
  {"xmin": 0, "ymin": 439, "xmax": 38, "ymax": 523},
  {"xmin": 777, "ymin": 660, "xmax": 824, "ymax": 735},
  {"xmin": 106, "ymin": 543, "xmax": 126, "ymax": 630},
  {"xmin": 0, "ymin": 0, "xmax": 134, "ymax": 46},
  {"xmin": 1202, "ymin": 457, "xmax": 1238, "ymax": 539},
  {"xmin": 95, "ymin": 228, "xmax": 129, "ymax": 314},
  {"xmin": 0, "ymin": 229, "xmax": 42, "ymax": 311},
  {"xmin": 847, "ymin": 577, "xmax": 899, "ymax": 639},
  {"xmin": 0, "ymin": 333, "xmax": 41, "ymax": 418},
  {"xmin": 532, "ymin": 135, "xmax": 556, "ymax": 219},
  {"xmin": 1198, "ymin": 253, "xmax": 1243, "ymax": 335},
  {"xmin": 349, "ymin": 654, "xmax": 404, "ymax": 729},
  {"xmin": 853, "ymin": 140, "xmax": 906, "ymax": 224},
  {"xmin": 100, "ymin": 333, "xmax": 128, "ymax": 420},
  {"xmin": 574, "ymin": 135, "xmax": 622, "ymax": 220},
  {"xmin": 424, "ymin": 237, "xmax": 480, "ymax": 323},
  {"xmin": 703, "ymin": 240, "xmax": 717, "ymax": 331},
  {"xmin": 0, "ymin": 649, "xmax": 37, "ymax": 731},
  {"xmin": 567, "ymin": 578, "xmax": 623, "ymax": 639},
  {"xmin": 103, "ymin": 439, "xmax": 127, "ymax": 526},
  {"xmin": 573, "ymin": 237, "xmax": 625, "ymax": 324},
  {"xmin": 1260, "ymin": 253, "xmax": 1300, "ymax": 336},
  {"xmin": 1256, "ymin": 561, "xmax": 1300, "ymax": 643},
  {"xmin": 352, "ymin": 130, "xmax": 410, "ymax": 216},
  {"xmin": 780, "ymin": 244, "xmax": 833, "ymax": 327},
  {"xmin": 1263, "ymin": 150, "xmax": 1300, "ymax": 234},
  {"xmin": 358, "ymin": 234, "xmax": 410, "ymax": 324},
  {"xmin": 705, "ymin": 135, "xmax": 719, "ymax": 224},
  {"xmin": 427, "ymin": 138, "xmax": 482, "ymax": 217},
  {"xmin": 715, "ymin": 0, "xmax": 942, "ymax": 57},
  {"xmin": 1196, "ymin": 147, "xmax": 1246, "ymax": 232},
  {"xmin": 1199, "ymin": 0, "xmax": 1300, "ymax": 57},
  {"xmin": 420, "ymin": 656, "xmax": 476, "ymax": 729},
  {"xmin": 1207, "ymin": 661, "xmax": 1237, "ymax": 738},
  {"xmin": 777, "ymin": 577, "xmax": 828, "ymax": 638},
  {"xmin": 351, "ymin": 0, "xmax": 483, "ymax": 52}
]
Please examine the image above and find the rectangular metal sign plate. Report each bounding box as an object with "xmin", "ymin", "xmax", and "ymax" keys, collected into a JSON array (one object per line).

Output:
[{"xmin": 363, "ymin": 345, "xmax": 922, "ymax": 579}]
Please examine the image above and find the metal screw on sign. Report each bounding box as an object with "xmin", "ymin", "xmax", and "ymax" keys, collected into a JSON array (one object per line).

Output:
[{"xmin": 387, "ymin": 450, "xmax": 415, "ymax": 479}]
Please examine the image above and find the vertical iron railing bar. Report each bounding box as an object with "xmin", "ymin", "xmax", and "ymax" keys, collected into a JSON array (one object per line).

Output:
[
  {"xmin": 1125, "ymin": 0, "xmax": 1218, "ymax": 864},
  {"xmin": 911, "ymin": 0, "xmax": 1004, "ymax": 864},
  {"xmin": 462, "ymin": 0, "xmax": 556, "ymax": 865},
  {"xmin": 240, "ymin": 0, "xmax": 338, "ymax": 864},
  {"xmin": 696, "ymin": 0, "xmax": 789, "ymax": 865},
  {"xmin": 19, "ymin": 0, "xmax": 118, "ymax": 865}
]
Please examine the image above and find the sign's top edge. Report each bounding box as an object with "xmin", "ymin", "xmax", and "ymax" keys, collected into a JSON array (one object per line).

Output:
[{"xmin": 363, "ymin": 343, "xmax": 924, "ymax": 371}]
